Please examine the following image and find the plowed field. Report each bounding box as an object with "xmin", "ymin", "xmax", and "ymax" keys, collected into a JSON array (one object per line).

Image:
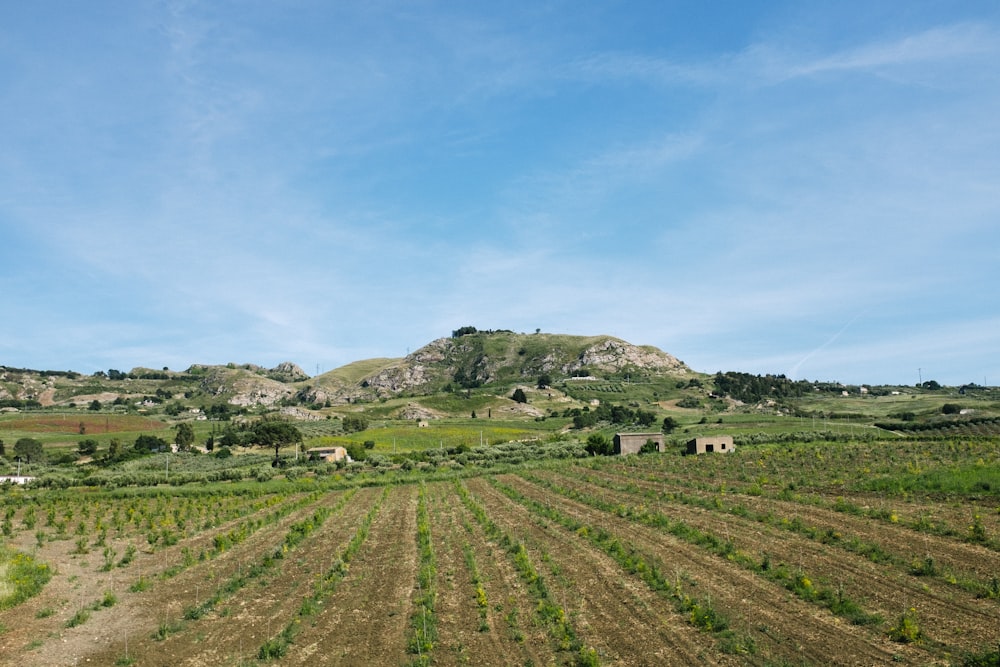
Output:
[{"xmin": 1, "ymin": 441, "xmax": 998, "ymax": 666}]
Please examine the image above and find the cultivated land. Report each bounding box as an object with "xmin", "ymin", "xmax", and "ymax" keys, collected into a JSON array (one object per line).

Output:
[
  {"xmin": 2, "ymin": 335, "xmax": 999, "ymax": 665},
  {"xmin": 1, "ymin": 437, "xmax": 998, "ymax": 666}
]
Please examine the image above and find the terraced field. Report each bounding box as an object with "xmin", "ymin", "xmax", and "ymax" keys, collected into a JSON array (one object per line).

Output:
[{"xmin": 1, "ymin": 439, "xmax": 998, "ymax": 666}]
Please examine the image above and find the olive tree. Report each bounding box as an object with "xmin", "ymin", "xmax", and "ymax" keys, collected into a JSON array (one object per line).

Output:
[
  {"xmin": 14, "ymin": 437, "xmax": 44, "ymax": 464},
  {"xmin": 174, "ymin": 422, "xmax": 195, "ymax": 451},
  {"xmin": 252, "ymin": 419, "xmax": 303, "ymax": 463}
]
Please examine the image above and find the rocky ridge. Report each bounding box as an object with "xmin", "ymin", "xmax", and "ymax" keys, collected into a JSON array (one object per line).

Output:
[{"xmin": 2, "ymin": 334, "xmax": 689, "ymax": 408}]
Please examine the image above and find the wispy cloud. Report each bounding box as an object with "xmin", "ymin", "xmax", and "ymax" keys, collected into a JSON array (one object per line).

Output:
[
  {"xmin": 1, "ymin": 3, "xmax": 997, "ymax": 382},
  {"xmin": 776, "ymin": 23, "xmax": 1000, "ymax": 80}
]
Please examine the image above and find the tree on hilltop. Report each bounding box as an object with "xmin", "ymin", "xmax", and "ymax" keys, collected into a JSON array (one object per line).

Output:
[{"xmin": 452, "ymin": 326, "xmax": 478, "ymax": 338}]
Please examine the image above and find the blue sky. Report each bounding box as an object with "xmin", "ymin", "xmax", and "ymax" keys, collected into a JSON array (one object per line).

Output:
[{"xmin": 2, "ymin": 1, "xmax": 998, "ymax": 386}]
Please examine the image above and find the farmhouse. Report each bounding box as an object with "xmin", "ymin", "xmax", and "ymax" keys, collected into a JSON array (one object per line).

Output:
[
  {"xmin": 307, "ymin": 446, "xmax": 348, "ymax": 463},
  {"xmin": 613, "ymin": 432, "xmax": 663, "ymax": 455},
  {"xmin": 686, "ymin": 436, "xmax": 734, "ymax": 455}
]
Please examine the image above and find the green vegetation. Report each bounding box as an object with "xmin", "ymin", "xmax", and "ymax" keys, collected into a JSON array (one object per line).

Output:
[
  {"xmin": 408, "ymin": 484, "xmax": 437, "ymax": 664},
  {"xmin": 0, "ymin": 548, "xmax": 52, "ymax": 609}
]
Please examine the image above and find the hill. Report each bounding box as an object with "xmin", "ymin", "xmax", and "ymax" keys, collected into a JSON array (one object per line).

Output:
[
  {"xmin": 0, "ymin": 331, "xmax": 690, "ymax": 410},
  {"xmin": 303, "ymin": 331, "xmax": 691, "ymax": 405},
  {"xmin": 4, "ymin": 330, "xmax": 998, "ymax": 447}
]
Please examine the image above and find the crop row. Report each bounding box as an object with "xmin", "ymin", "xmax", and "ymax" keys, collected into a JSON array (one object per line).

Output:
[{"xmin": 518, "ymin": 462, "xmax": 1000, "ymax": 663}]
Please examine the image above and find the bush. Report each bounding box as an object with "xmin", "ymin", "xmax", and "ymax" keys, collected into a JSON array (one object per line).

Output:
[
  {"xmin": 345, "ymin": 442, "xmax": 367, "ymax": 462},
  {"xmin": 342, "ymin": 415, "xmax": 369, "ymax": 433},
  {"xmin": 888, "ymin": 608, "xmax": 923, "ymax": 643},
  {"xmin": 585, "ymin": 434, "xmax": 613, "ymax": 456}
]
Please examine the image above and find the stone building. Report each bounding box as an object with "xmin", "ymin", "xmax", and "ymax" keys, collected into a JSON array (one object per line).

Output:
[
  {"xmin": 686, "ymin": 436, "xmax": 734, "ymax": 455},
  {"xmin": 613, "ymin": 432, "xmax": 663, "ymax": 455}
]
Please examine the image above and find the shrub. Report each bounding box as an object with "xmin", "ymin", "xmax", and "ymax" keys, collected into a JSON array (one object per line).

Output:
[
  {"xmin": 65, "ymin": 608, "xmax": 91, "ymax": 628},
  {"xmin": 0, "ymin": 548, "xmax": 52, "ymax": 610},
  {"xmin": 888, "ymin": 608, "xmax": 923, "ymax": 643}
]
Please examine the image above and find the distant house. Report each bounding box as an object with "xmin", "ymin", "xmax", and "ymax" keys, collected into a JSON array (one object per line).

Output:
[
  {"xmin": 613, "ymin": 432, "xmax": 663, "ymax": 456},
  {"xmin": 0, "ymin": 475, "xmax": 35, "ymax": 485},
  {"xmin": 307, "ymin": 446, "xmax": 348, "ymax": 463},
  {"xmin": 686, "ymin": 436, "xmax": 734, "ymax": 455}
]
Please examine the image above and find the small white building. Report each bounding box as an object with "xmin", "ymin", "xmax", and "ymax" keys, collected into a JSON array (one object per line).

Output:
[{"xmin": 0, "ymin": 475, "xmax": 35, "ymax": 485}]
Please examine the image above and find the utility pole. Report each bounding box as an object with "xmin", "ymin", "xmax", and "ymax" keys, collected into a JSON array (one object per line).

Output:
[{"xmin": 918, "ymin": 368, "xmax": 922, "ymax": 385}]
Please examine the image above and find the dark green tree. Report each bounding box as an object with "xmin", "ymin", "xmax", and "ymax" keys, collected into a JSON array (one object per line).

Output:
[
  {"xmin": 134, "ymin": 434, "xmax": 169, "ymax": 453},
  {"xmin": 14, "ymin": 437, "xmax": 44, "ymax": 463},
  {"xmin": 661, "ymin": 416, "xmax": 679, "ymax": 434},
  {"xmin": 252, "ymin": 419, "xmax": 303, "ymax": 462},
  {"xmin": 511, "ymin": 388, "xmax": 528, "ymax": 404},
  {"xmin": 585, "ymin": 433, "xmax": 613, "ymax": 456},
  {"xmin": 88, "ymin": 399, "xmax": 102, "ymax": 411},
  {"xmin": 452, "ymin": 326, "xmax": 478, "ymax": 338},
  {"xmin": 219, "ymin": 426, "xmax": 244, "ymax": 448},
  {"xmin": 537, "ymin": 373, "xmax": 552, "ymax": 389},
  {"xmin": 342, "ymin": 415, "xmax": 369, "ymax": 433},
  {"xmin": 174, "ymin": 422, "xmax": 195, "ymax": 451},
  {"xmin": 345, "ymin": 441, "xmax": 367, "ymax": 462},
  {"xmin": 636, "ymin": 409, "xmax": 657, "ymax": 427}
]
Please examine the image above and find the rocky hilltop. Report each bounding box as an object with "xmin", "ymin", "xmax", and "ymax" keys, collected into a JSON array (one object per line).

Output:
[
  {"xmin": 307, "ymin": 330, "xmax": 689, "ymax": 403},
  {"xmin": 2, "ymin": 332, "xmax": 690, "ymax": 409}
]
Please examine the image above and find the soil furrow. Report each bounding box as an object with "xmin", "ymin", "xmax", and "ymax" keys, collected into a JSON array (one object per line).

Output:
[
  {"xmin": 283, "ymin": 484, "xmax": 419, "ymax": 666},
  {"xmin": 467, "ymin": 477, "xmax": 737, "ymax": 666},
  {"xmin": 491, "ymin": 473, "xmax": 904, "ymax": 666}
]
